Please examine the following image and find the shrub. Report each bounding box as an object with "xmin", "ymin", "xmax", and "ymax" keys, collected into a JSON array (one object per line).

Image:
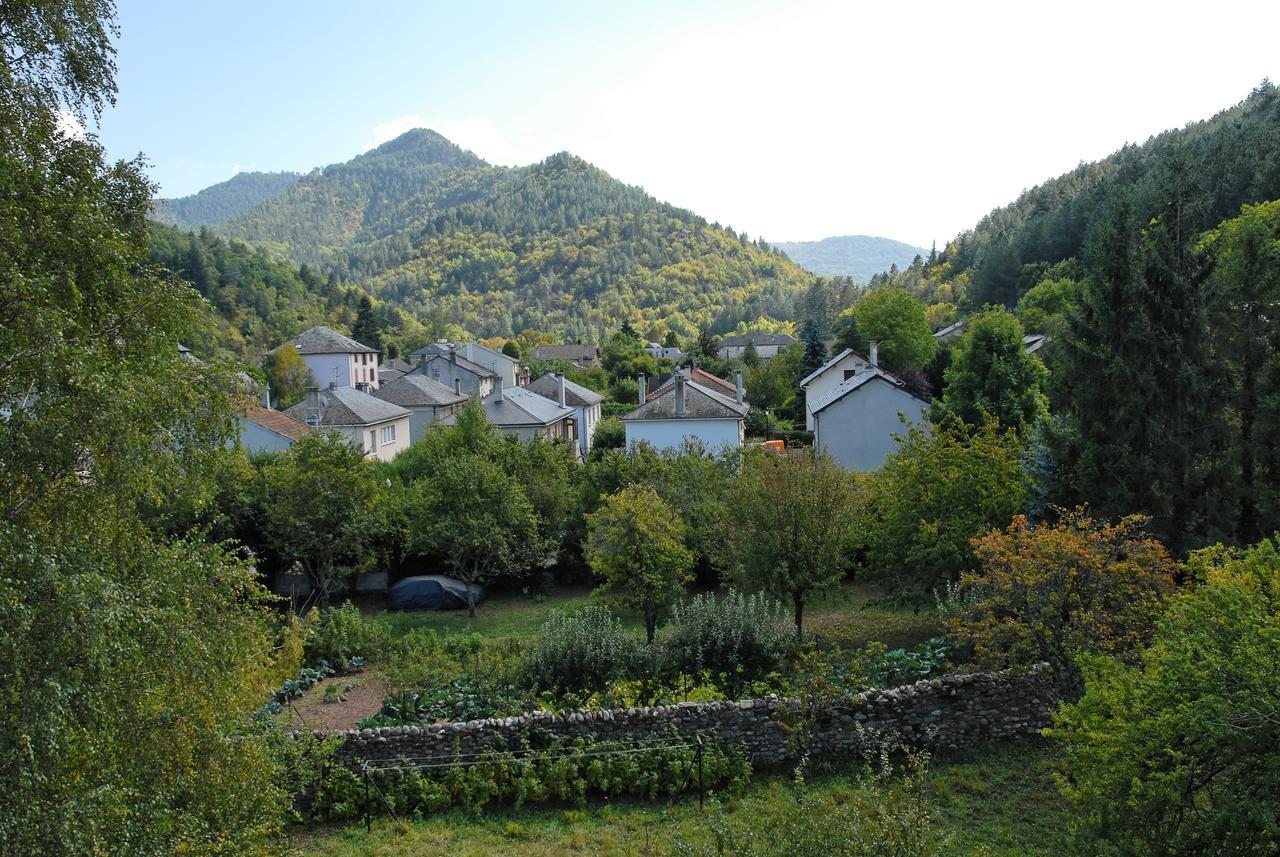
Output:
[
  {"xmin": 866, "ymin": 637, "xmax": 949, "ymax": 688},
  {"xmin": 665, "ymin": 590, "xmax": 792, "ymax": 700},
  {"xmin": 304, "ymin": 602, "xmax": 387, "ymax": 670},
  {"xmin": 521, "ymin": 606, "xmax": 639, "ymax": 695}
]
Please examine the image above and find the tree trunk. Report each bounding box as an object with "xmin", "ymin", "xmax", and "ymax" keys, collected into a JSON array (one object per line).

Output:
[
  {"xmin": 793, "ymin": 593, "xmax": 804, "ymax": 640},
  {"xmin": 467, "ymin": 588, "xmax": 476, "ymax": 619}
]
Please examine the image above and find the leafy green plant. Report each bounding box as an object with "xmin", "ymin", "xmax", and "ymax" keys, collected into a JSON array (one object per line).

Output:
[
  {"xmin": 521, "ymin": 606, "xmax": 640, "ymax": 695},
  {"xmin": 304, "ymin": 601, "xmax": 387, "ymax": 670},
  {"xmin": 867, "ymin": 637, "xmax": 949, "ymax": 688},
  {"xmin": 665, "ymin": 590, "xmax": 793, "ymax": 700}
]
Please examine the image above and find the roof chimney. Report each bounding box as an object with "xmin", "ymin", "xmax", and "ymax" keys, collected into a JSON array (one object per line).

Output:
[
  {"xmin": 675, "ymin": 370, "xmax": 686, "ymax": 417},
  {"xmin": 262, "ymin": 383, "xmax": 272, "ymax": 409},
  {"xmin": 869, "ymin": 341, "xmax": 879, "ymax": 368},
  {"xmin": 735, "ymin": 371, "xmax": 744, "ymax": 405},
  {"xmin": 454, "ymin": 378, "xmax": 462, "ymax": 396},
  {"xmin": 637, "ymin": 373, "xmax": 646, "ymax": 403},
  {"xmin": 556, "ymin": 373, "xmax": 567, "ymax": 408},
  {"xmin": 305, "ymin": 386, "xmax": 320, "ymax": 427},
  {"xmin": 493, "ymin": 379, "xmax": 503, "ymax": 402}
]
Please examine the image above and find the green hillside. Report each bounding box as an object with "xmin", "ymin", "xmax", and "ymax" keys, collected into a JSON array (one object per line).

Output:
[
  {"xmin": 211, "ymin": 131, "xmax": 812, "ymax": 341},
  {"xmin": 775, "ymin": 234, "xmax": 928, "ymax": 279},
  {"xmin": 153, "ymin": 171, "xmax": 301, "ymax": 227}
]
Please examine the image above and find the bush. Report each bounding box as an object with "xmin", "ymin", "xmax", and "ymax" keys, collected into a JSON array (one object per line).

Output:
[
  {"xmin": 665, "ymin": 590, "xmax": 792, "ymax": 700},
  {"xmin": 521, "ymin": 606, "xmax": 639, "ymax": 695},
  {"xmin": 866, "ymin": 637, "xmax": 949, "ymax": 688},
  {"xmin": 591, "ymin": 417, "xmax": 626, "ymax": 454},
  {"xmin": 304, "ymin": 602, "xmax": 387, "ymax": 670}
]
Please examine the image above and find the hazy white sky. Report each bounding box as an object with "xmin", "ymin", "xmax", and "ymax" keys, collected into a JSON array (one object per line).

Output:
[{"xmin": 103, "ymin": 0, "xmax": 1279, "ymax": 248}]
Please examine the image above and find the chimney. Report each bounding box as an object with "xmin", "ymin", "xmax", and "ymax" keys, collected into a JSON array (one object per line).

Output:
[
  {"xmin": 735, "ymin": 371, "xmax": 744, "ymax": 405},
  {"xmin": 454, "ymin": 378, "xmax": 462, "ymax": 396},
  {"xmin": 493, "ymin": 379, "xmax": 503, "ymax": 402},
  {"xmin": 262, "ymin": 383, "xmax": 272, "ymax": 409},
  {"xmin": 869, "ymin": 341, "xmax": 879, "ymax": 368},
  {"xmin": 637, "ymin": 373, "xmax": 646, "ymax": 403},
  {"xmin": 556, "ymin": 373, "xmax": 567, "ymax": 408},
  {"xmin": 305, "ymin": 386, "xmax": 320, "ymax": 427},
  {"xmin": 355, "ymin": 381, "xmax": 369, "ymax": 394},
  {"xmin": 675, "ymin": 370, "xmax": 686, "ymax": 417}
]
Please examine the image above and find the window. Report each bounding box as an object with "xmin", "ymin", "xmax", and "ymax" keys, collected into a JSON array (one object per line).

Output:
[
  {"xmin": 843, "ymin": 369, "xmax": 856, "ymax": 380},
  {"xmin": 380, "ymin": 424, "xmax": 396, "ymax": 445}
]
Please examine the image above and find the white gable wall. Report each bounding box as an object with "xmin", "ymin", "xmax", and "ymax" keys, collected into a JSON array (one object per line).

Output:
[
  {"xmin": 625, "ymin": 418, "xmax": 743, "ymax": 453},
  {"xmin": 802, "ymin": 352, "xmax": 869, "ymax": 430},
  {"xmin": 301, "ymin": 352, "xmax": 379, "ymax": 390},
  {"xmin": 813, "ymin": 378, "xmax": 926, "ymax": 470}
]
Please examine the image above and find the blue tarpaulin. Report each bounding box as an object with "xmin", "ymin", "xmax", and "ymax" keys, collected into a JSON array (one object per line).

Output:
[{"xmin": 388, "ymin": 575, "xmax": 484, "ymax": 611}]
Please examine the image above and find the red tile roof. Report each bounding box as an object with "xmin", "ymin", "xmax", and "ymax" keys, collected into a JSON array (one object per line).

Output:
[{"xmin": 248, "ymin": 406, "xmax": 313, "ymax": 441}]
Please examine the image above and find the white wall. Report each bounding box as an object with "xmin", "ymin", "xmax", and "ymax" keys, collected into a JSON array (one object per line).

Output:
[
  {"xmin": 578, "ymin": 402, "xmax": 601, "ymax": 456},
  {"xmin": 802, "ymin": 352, "xmax": 870, "ymax": 429},
  {"xmin": 625, "ymin": 418, "xmax": 743, "ymax": 453},
  {"xmin": 301, "ymin": 352, "xmax": 379, "ymax": 389},
  {"xmin": 814, "ymin": 378, "xmax": 926, "ymax": 471},
  {"xmin": 335, "ymin": 416, "xmax": 410, "ymax": 462}
]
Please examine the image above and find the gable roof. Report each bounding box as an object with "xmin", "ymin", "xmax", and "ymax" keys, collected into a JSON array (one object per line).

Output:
[
  {"xmin": 442, "ymin": 385, "xmax": 574, "ymax": 428},
  {"xmin": 463, "ymin": 341, "xmax": 518, "ymax": 369},
  {"xmin": 416, "ymin": 351, "xmax": 496, "ymax": 379},
  {"xmin": 373, "ymin": 373, "xmax": 468, "ymax": 408},
  {"xmin": 799, "ymin": 348, "xmax": 872, "ymax": 387},
  {"xmin": 718, "ymin": 333, "xmax": 796, "ymax": 348},
  {"xmin": 378, "ymin": 368, "xmax": 405, "ymax": 384},
  {"xmin": 526, "ymin": 372, "xmax": 606, "ymax": 407},
  {"xmin": 809, "ymin": 366, "xmax": 927, "ymax": 416},
  {"xmin": 624, "ymin": 376, "xmax": 748, "ymax": 421},
  {"xmin": 647, "ymin": 367, "xmax": 736, "ymax": 400},
  {"xmin": 273, "ymin": 325, "xmax": 376, "ymax": 355},
  {"xmin": 380, "ymin": 357, "xmax": 415, "ymax": 374},
  {"xmin": 245, "ymin": 406, "xmax": 313, "ymax": 442},
  {"xmin": 933, "ymin": 318, "xmax": 968, "ymax": 341},
  {"xmin": 1023, "ymin": 333, "xmax": 1050, "ymax": 354},
  {"xmin": 532, "ymin": 344, "xmax": 599, "ymax": 362},
  {"xmin": 283, "ymin": 385, "xmax": 410, "ymax": 427}
]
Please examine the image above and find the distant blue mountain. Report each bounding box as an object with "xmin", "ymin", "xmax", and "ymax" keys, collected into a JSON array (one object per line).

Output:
[
  {"xmin": 153, "ymin": 171, "xmax": 302, "ymax": 227},
  {"xmin": 775, "ymin": 234, "xmax": 928, "ymax": 280}
]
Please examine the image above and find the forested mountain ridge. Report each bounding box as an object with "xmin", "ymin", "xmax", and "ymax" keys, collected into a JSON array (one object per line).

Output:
[
  {"xmin": 194, "ymin": 129, "xmax": 812, "ymax": 341},
  {"xmin": 152, "ymin": 170, "xmax": 301, "ymax": 227},
  {"xmin": 775, "ymin": 234, "xmax": 928, "ymax": 279}
]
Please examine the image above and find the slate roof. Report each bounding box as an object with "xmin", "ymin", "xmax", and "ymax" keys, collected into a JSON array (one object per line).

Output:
[
  {"xmin": 1023, "ymin": 333, "xmax": 1050, "ymax": 354},
  {"xmin": 283, "ymin": 385, "xmax": 410, "ymax": 427},
  {"xmin": 380, "ymin": 357, "xmax": 415, "ymax": 374},
  {"xmin": 464, "ymin": 341, "xmax": 518, "ymax": 368},
  {"xmin": 379, "ymin": 368, "xmax": 405, "ymax": 384},
  {"xmin": 532, "ymin": 344, "xmax": 599, "ymax": 363},
  {"xmin": 808, "ymin": 366, "xmax": 926, "ymax": 415},
  {"xmin": 623, "ymin": 376, "xmax": 749, "ymax": 421},
  {"xmin": 799, "ymin": 348, "xmax": 871, "ymax": 387},
  {"xmin": 933, "ymin": 318, "xmax": 968, "ymax": 341},
  {"xmin": 374, "ymin": 373, "xmax": 468, "ymax": 408},
  {"xmin": 272, "ymin": 325, "xmax": 376, "ymax": 355},
  {"xmin": 246, "ymin": 406, "xmax": 313, "ymax": 441},
  {"xmin": 647, "ymin": 367, "xmax": 737, "ymax": 401},
  {"xmin": 718, "ymin": 333, "xmax": 796, "ymax": 348},
  {"xmin": 416, "ymin": 351, "xmax": 496, "ymax": 379},
  {"xmin": 440, "ymin": 385, "xmax": 574, "ymax": 428},
  {"xmin": 525, "ymin": 373, "xmax": 606, "ymax": 407}
]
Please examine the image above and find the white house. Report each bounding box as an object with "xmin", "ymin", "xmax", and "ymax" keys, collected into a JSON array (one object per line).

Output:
[
  {"xmin": 239, "ymin": 405, "xmax": 312, "ymax": 454},
  {"xmin": 271, "ymin": 325, "xmax": 381, "ymax": 390},
  {"xmin": 283, "ymin": 383, "xmax": 411, "ymax": 462},
  {"xmin": 622, "ymin": 368, "xmax": 748, "ymax": 452},
  {"xmin": 644, "ymin": 342, "xmax": 685, "ymax": 361},
  {"xmin": 808, "ymin": 349, "xmax": 928, "ymax": 471},
  {"xmin": 799, "ymin": 347, "xmax": 877, "ymax": 430},
  {"xmin": 716, "ymin": 332, "xmax": 796, "ymax": 360},
  {"xmin": 414, "ymin": 349, "xmax": 497, "ymax": 398},
  {"xmin": 372, "ymin": 373, "xmax": 468, "ymax": 443},
  {"xmin": 440, "ymin": 383, "xmax": 576, "ymax": 445},
  {"xmin": 459, "ymin": 341, "xmax": 521, "ymax": 388},
  {"xmin": 526, "ymin": 372, "xmax": 605, "ymax": 457}
]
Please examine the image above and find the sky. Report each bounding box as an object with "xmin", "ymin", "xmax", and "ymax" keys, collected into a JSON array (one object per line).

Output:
[{"xmin": 98, "ymin": 0, "xmax": 1280, "ymax": 248}]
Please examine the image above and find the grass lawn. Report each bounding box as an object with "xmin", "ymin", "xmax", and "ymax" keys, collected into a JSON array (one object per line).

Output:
[{"xmin": 294, "ymin": 739, "xmax": 1079, "ymax": 856}]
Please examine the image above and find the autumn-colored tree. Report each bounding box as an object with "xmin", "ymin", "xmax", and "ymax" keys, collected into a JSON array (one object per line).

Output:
[
  {"xmin": 948, "ymin": 508, "xmax": 1175, "ymax": 669},
  {"xmin": 585, "ymin": 484, "xmax": 694, "ymax": 643},
  {"xmin": 260, "ymin": 343, "xmax": 314, "ymax": 409}
]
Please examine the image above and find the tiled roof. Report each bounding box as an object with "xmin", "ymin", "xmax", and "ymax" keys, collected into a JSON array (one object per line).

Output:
[
  {"xmin": 273, "ymin": 325, "xmax": 376, "ymax": 355},
  {"xmin": 417, "ymin": 351, "xmax": 496, "ymax": 379},
  {"xmin": 283, "ymin": 385, "xmax": 410, "ymax": 427},
  {"xmin": 374, "ymin": 374, "xmax": 468, "ymax": 408},
  {"xmin": 380, "ymin": 357, "xmax": 415, "ymax": 373},
  {"xmin": 526, "ymin": 372, "xmax": 605, "ymax": 407},
  {"xmin": 647, "ymin": 367, "xmax": 736, "ymax": 400},
  {"xmin": 246, "ymin": 406, "xmax": 313, "ymax": 441},
  {"xmin": 624, "ymin": 376, "xmax": 748, "ymax": 421}
]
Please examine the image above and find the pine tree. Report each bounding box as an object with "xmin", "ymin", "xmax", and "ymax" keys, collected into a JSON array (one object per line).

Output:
[
  {"xmin": 800, "ymin": 319, "xmax": 827, "ymax": 371},
  {"xmin": 351, "ymin": 294, "xmax": 384, "ymax": 356}
]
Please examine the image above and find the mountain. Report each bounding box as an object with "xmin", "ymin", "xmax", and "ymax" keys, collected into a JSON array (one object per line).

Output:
[
  {"xmin": 203, "ymin": 130, "xmax": 812, "ymax": 341},
  {"xmin": 153, "ymin": 171, "xmax": 302, "ymax": 227},
  {"xmin": 774, "ymin": 235, "xmax": 929, "ymax": 279}
]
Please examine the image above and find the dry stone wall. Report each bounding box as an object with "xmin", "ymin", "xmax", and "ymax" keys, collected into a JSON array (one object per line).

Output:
[{"xmin": 333, "ymin": 665, "xmax": 1060, "ymax": 770}]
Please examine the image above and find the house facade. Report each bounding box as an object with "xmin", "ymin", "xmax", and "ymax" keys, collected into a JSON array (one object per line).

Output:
[
  {"xmin": 239, "ymin": 406, "xmax": 312, "ymax": 454},
  {"xmin": 459, "ymin": 341, "xmax": 520, "ymax": 388},
  {"xmin": 283, "ymin": 383, "xmax": 411, "ymax": 462},
  {"xmin": 373, "ymin": 373, "xmax": 468, "ymax": 443},
  {"xmin": 717, "ymin": 333, "xmax": 796, "ymax": 360},
  {"xmin": 273, "ymin": 325, "xmax": 381, "ymax": 390},
  {"xmin": 799, "ymin": 347, "xmax": 875, "ymax": 430},
  {"xmin": 622, "ymin": 369, "xmax": 748, "ymax": 452},
  {"xmin": 414, "ymin": 350, "xmax": 497, "ymax": 398},
  {"xmin": 810, "ymin": 366, "xmax": 928, "ymax": 471},
  {"xmin": 644, "ymin": 342, "xmax": 685, "ymax": 361},
  {"xmin": 526, "ymin": 372, "xmax": 605, "ymax": 457}
]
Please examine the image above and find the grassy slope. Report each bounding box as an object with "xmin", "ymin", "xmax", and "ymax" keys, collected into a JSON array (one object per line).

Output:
[{"xmin": 296, "ymin": 739, "xmax": 1077, "ymax": 856}]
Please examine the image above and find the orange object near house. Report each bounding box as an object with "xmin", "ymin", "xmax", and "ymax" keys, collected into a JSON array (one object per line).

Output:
[{"xmin": 762, "ymin": 439, "xmax": 785, "ymax": 453}]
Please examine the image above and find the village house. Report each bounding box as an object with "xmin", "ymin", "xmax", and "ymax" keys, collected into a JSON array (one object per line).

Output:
[
  {"xmin": 412, "ymin": 348, "xmax": 497, "ymax": 398},
  {"xmin": 271, "ymin": 325, "xmax": 381, "ymax": 390},
  {"xmin": 622, "ymin": 367, "xmax": 748, "ymax": 452},
  {"xmin": 531, "ymin": 343, "xmax": 600, "ymax": 369},
  {"xmin": 647, "ymin": 366, "xmax": 739, "ymax": 402},
  {"xmin": 239, "ymin": 404, "xmax": 313, "ymax": 454},
  {"xmin": 440, "ymin": 383, "xmax": 576, "ymax": 446},
  {"xmin": 806, "ymin": 343, "xmax": 928, "ymax": 471},
  {"xmin": 457, "ymin": 341, "xmax": 522, "ymax": 388},
  {"xmin": 716, "ymin": 332, "xmax": 796, "ymax": 360},
  {"xmin": 283, "ymin": 383, "xmax": 411, "ymax": 462},
  {"xmin": 372, "ymin": 373, "xmax": 469, "ymax": 443},
  {"xmin": 526, "ymin": 372, "xmax": 605, "ymax": 457},
  {"xmin": 644, "ymin": 342, "xmax": 685, "ymax": 361}
]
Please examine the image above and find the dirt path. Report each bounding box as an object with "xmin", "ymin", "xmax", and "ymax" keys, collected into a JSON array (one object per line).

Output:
[{"xmin": 280, "ymin": 673, "xmax": 386, "ymax": 732}]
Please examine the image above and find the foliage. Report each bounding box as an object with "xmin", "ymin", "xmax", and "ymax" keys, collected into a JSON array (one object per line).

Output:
[
  {"xmin": 665, "ymin": 590, "xmax": 792, "ymax": 700},
  {"xmin": 350, "ymin": 294, "xmax": 384, "ymax": 356},
  {"xmin": 586, "ymin": 485, "xmax": 695, "ymax": 642},
  {"xmin": 309, "ymin": 732, "xmax": 751, "ymax": 820},
  {"xmin": 589, "ymin": 416, "xmax": 626, "ymax": 456},
  {"xmin": 260, "ymin": 342, "xmax": 314, "ymax": 409},
  {"xmin": 258, "ymin": 433, "xmax": 386, "ymax": 606},
  {"xmin": 858, "ymin": 416, "xmax": 1030, "ymax": 595},
  {"xmin": 1052, "ymin": 537, "xmax": 1280, "ymax": 855},
  {"xmin": 938, "ymin": 306, "xmax": 1048, "ymax": 433},
  {"xmin": 304, "ymin": 602, "xmax": 388, "ymax": 670},
  {"xmin": 837, "ymin": 287, "xmax": 936, "ymax": 371},
  {"xmin": 866, "ymin": 637, "xmax": 950, "ymax": 688},
  {"xmin": 1015, "ymin": 273, "xmax": 1082, "ymax": 334},
  {"xmin": 725, "ymin": 448, "xmax": 857, "ymax": 637},
  {"xmin": 521, "ymin": 606, "xmax": 639, "ymax": 695}
]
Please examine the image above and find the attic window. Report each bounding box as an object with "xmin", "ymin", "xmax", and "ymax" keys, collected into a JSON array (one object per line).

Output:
[{"xmin": 843, "ymin": 370, "xmax": 856, "ymax": 380}]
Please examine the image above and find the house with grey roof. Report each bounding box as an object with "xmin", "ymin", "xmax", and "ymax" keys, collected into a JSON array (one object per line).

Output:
[
  {"xmin": 412, "ymin": 348, "xmax": 497, "ymax": 398},
  {"xmin": 439, "ymin": 383, "xmax": 576, "ymax": 446},
  {"xmin": 807, "ymin": 343, "xmax": 927, "ymax": 471},
  {"xmin": 373, "ymin": 373, "xmax": 468, "ymax": 443},
  {"xmin": 458, "ymin": 341, "xmax": 521, "ymax": 388},
  {"xmin": 283, "ymin": 383, "xmax": 411, "ymax": 462},
  {"xmin": 271, "ymin": 325, "xmax": 381, "ymax": 390},
  {"xmin": 717, "ymin": 332, "xmax": 796, "ymax": 360},
  {"xmin": 531, "ymin": 343, "xmax": 600, "ymax": 368},
  {"xmin": 622, "ymin": 368, "xmax": 748, "ymax": 452},
  {"xmin": 526, "ymin": 372, "xmax": 605, "ymax": 456}
]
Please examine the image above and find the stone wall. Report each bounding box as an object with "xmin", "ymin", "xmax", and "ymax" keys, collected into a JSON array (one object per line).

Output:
[{"xmin": 334, "ymin": 665, "xmax": 1059, "ymax": 770}]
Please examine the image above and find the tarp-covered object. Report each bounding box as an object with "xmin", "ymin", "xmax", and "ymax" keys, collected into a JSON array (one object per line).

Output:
[{"xmin": 388, "ymin": 575, "xmax": 484, "ymax": 611}]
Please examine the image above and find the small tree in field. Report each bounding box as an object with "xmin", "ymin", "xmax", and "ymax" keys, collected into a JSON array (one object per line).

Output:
[
  {"xmin": 725, "ymin": 447, "xmax": 856, "ymax": 638},
  {"xmin": 586, "ymin": 484, "xmax": 694, "ymax": 643},
  {"xmin": 947, "ymin": 507, "xmax": 1175, "ymax": 669}
]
